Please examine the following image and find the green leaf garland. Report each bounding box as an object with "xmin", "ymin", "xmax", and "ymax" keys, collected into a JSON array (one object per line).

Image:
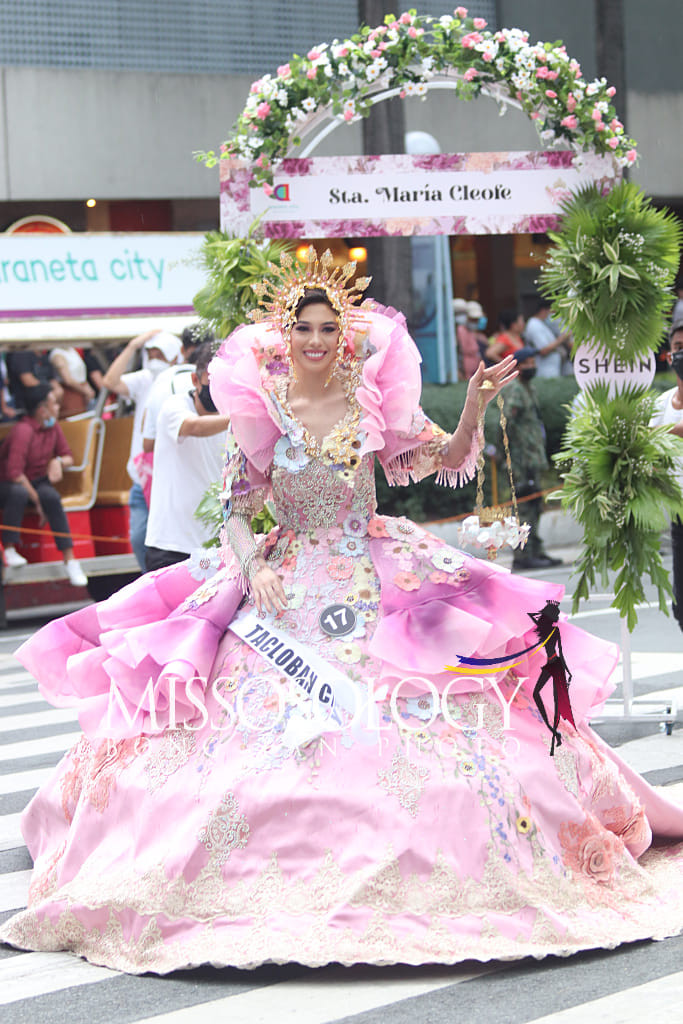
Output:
[
  {"xmin": 192, "ymin": 222, "xmax": 290, "ymax": 340},
  {"xmin": 539, "ymin": 182, "xmax": 682, "ymax": 361},
  {"xmin": 553, "ymin": 384, "xmax": 683, "ymax": 630}
]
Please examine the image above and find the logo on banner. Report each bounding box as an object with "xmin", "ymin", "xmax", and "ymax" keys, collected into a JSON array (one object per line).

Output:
[{"xmin": 272, "ymin": 184, "xmax": 290, "ymax": 202}]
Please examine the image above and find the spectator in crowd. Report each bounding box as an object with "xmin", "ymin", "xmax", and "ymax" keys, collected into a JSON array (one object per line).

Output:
[
  {"xmin": 102, "ymin": 329, "xmax": 182, "ymax": 570},
  {"xmin": 133, "ymin": 325, "xmax": 213, "ymax": 505},
  {"xmin": 650, "ymin": 319, "xmax": 683, "ymax": 631},
  {"xmin": 140, "ymin": 324, "xmax": 215, "ymax": 460},
  {"xmin": 523, "ymin": 299, "xmax": 572, "ymax": 378},
  {"xmin": 453, "ymin": 297, "xmax": 480, "ymax": 380},
  {"xmin": 6, "ymin": 349, "xmax": 62, "ymax": 411},
  {"xmin": 0, "ymin": 384, "xmax": 87, "ymax": 585},
  {"xmin": 486, "ymin": 309, "xmax": 526, "ymax": 363},
  {"xmin": 672, "ymin": 281, "xmax": 683, "ymax": 326},
  {"xmin": 465, "ymin": 301, "xmax": 490, "ymax": 364},
  {"xmin": 49, "ymin": 347, "xmax": 95, "ymax": 417},
  {"xmin": 0, "ymin": 353, "xmax": 18, "ymax": 422},
  {"xmin": 144, "ymin": 341, "xmax": 229, "ymax": 571},
  {"xmin": 502, "ymin": 347, "xmax": 562, "ymax": 571},
  {"xmin": 82, "ymin": 346, "xmax": 124, "ymax": 398}
]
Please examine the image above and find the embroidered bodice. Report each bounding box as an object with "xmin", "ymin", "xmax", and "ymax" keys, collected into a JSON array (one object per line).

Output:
[
  {"xmin": 271, "ymin": 456, "xmax": 377, "ymax": 533},
  {"xmin": 210, "ymin": 304, "xmax": 482, "ymax": 584}
]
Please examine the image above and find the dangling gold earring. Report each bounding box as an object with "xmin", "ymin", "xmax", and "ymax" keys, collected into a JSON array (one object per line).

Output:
[
  {"xmin": 285, "ymin": 331, "xmax": 298, "ymax": 384},
  {"xmin": 324, "ymin": 331, "xmax": 346, "ymax": 388}
]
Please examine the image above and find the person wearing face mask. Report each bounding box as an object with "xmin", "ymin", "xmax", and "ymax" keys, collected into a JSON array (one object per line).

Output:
[
  {"xmin": 102, "ymin": 329, "xmax": 182, "ymax": 569},
  {"xmin": 143, "ymin": 341, "xmax": 230, "ymax": 571},
  {"xmin": 132, "ymin": 325, "xmax": 213, "ymax": 510},
  {"xmin": 0, "ymin": 384, "xmax": 88, "ymax": 585},
  {"xmin": 503, "ymin": 347, "xmax": 562, "ymax": 570},
  {"xmin": 650, "ymin": 319, "xmax": 683, "ymax": 630},
  {"xmin": 139, "ymin": 324, "xmax": 215, "ymax": 463}
]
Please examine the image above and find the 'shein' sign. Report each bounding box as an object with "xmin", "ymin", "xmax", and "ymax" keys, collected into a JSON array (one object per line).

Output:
[
  {"xmin": 573, "ymin": 342, "xmax": 656, "ymax": 395},
  {"xmin": 221, "ymin": 150, "xmax": 620, "ymax": 238}
]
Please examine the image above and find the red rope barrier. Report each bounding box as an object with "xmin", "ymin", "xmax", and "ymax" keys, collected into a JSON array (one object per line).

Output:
[
  {"xmin": 2, "ymin": 522, "xmax": 131, "ymax": 546},
  {"xmin": 428, "ymin": 486, "xmax": 561, "ymax": 525}
]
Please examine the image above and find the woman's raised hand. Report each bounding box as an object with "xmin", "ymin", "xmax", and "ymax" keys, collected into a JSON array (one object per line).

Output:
[
  {"xmin": 250, "ymin": 564, "xmax": 289, "ymax": 617},
  {"xmin": 466, "ymin": 355, "xmax": 518, "ymax": 409}
]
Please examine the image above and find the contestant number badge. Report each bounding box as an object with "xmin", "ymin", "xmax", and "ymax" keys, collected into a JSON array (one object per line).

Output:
[{"xmin": 319, "ymin": 603, "xmax": 357, "ymax": 637}]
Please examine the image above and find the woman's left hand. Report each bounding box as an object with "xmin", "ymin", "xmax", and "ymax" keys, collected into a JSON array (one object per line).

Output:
[{"xmin": 466, "ymin": 355, "xmax": 518, "ymax": 409}]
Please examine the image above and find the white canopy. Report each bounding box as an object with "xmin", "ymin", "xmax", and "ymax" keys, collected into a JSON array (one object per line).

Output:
[{"xmin": 0, "ymin": 314, "xmax": 198, "ymax": 347}]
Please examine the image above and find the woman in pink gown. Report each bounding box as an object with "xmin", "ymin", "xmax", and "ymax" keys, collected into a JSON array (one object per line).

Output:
[{"xmin": 1, "ymin": 256, "xmax": 682, "ymax": 974}]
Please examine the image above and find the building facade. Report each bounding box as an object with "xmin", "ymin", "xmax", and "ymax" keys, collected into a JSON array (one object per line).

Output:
[{"xmin": 0, "ymin": 1, "xmax": 679, "ymax": 317}]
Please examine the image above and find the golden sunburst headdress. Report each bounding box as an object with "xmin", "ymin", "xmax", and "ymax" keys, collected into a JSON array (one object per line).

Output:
[{"xmin": 250, "ymin": 247, "xmax": 371, "ymax": 360}]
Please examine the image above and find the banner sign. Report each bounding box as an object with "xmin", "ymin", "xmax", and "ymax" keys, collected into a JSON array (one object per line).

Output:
[
  {"xmin": 0, "ymin": 233, "xmax": 205, "ymax": 320},
  {"xmin": 221, "ymin": 151, "xmax": 619, "ymax": 239},
  {"xmin": 573, "ymin": 342, "xmax": 656, "ymax": 396}
]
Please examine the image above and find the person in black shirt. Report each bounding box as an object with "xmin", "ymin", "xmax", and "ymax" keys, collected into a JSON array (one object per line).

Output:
[{"xmin": 6, "ymin": 350, "xmax": 61, "ymax": 412}]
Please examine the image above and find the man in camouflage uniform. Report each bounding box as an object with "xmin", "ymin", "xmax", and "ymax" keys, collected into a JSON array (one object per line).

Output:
[{"xmin": 502, "ymin": 347, "xmax": 562, "ymax": 570}]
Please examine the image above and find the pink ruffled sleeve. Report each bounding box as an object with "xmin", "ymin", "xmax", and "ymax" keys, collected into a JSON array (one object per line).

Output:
[
  {"xmin": 208, "ymin": 322, "xmax": 282, "ymax": 474},
  {"xmin": 355, "ymin": 304, "xmax": 479, "ymax": 488}
]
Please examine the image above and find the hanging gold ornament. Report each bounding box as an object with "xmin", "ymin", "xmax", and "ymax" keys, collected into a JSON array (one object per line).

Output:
[{"xmin": 458, "ymin": 383, "xmax": 530, "ymax": 560}]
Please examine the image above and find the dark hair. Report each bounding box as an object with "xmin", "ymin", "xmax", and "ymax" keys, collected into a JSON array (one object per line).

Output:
[
  {"xmin": 181, "ymin": 324, "xmax": 215, "ymax": 351},
  {"xmin": 669, "ymin": 320, "xmax": 683, "ymax": 345},
  {"xmin": 194, "ymin": 341, "xmax": 214, "ymax": 377},
  {"xmin": 294, "ymin": 288, "xmax": 336, "ymax": 319},
  {"xmin": 535, "ymin": 298, "xmax": 552, "ymax": 313},
  {"xmin": 24, "ymin": 383, "xmax": 53, "ymax": 415},
  {"xmin": 498, "ymin": 309, "xmax": 520, "ymax": 331}
]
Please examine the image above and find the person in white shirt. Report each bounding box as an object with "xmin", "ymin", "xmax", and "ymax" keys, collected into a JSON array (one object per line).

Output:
[
  {"xmin": 144, "ymin": 341, "xmax": 229, "ymax": 571},
  {"xmin": 102, "ymin": 329, "xmax": 182, "ymax": 569},
  {"xmin": 140, "ymin": 325, "xmax": 214, "ymax": 456},
  {"xmin": 523, "ymin": 299, "xmax": 572, "ymax": 378},
  {"xmin": 650, "ymin": 319, "xmax": 683, "ymax": 631}
]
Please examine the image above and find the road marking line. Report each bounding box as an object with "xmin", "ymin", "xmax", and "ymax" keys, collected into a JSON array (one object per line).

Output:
[
  {"xmin": 0, "ymin": 766, "xmax": 56, "ymax": 796},
  {"xmin": 142, "ymin": 964, "xmax": 495, "ymax": 1024},
  {"xmin": 0, "ymin": 709, "xmax": 80, "ymax": 732},
  {"xmin": 0, "ymin": 868, "xmax": 31, "ymax": 912},
  {"xmin": 0, "ymin": 731, "xmax": 79, "ymax": 763},
  {"xmin": 0, "ymin": 950, "xmax": 117, "ymax": 1005},
  {"xmin": 527, "ymin": 969, "xmax": 683, "ymax": 1024}
]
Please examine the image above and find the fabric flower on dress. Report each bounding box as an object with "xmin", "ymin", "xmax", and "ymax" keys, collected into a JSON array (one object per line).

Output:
[
  {"xmin": 335, "ymin": 641, "xmax": 362, "ymax": 664},
  {"xmin": 343, "ymin": 512, "xmax": 368, "ymax": 538},
  {"xmin": 385, "ymin": 518, "xmax": 416, "ymax": 540},
  {"xmin": 559, "ymin": 815, "xmax": 621, "ymax": 884},
  {"xmin": 349, "ymin": 611, "xmax": 367, "ymax": 639},
  {"xmin": 367, "ymin": 517, "xmax": 389, "ymax": 538},
  {"xmin": 187, "ymin": 549, "xmax": 222, "ymax": 582},
  {"xmin": 273, "ymin": 435, "xmax": 309, "ymax": 472},
  {"xmin": 430, "ymin": 548, "xmax": 466, "ymax": 572},
  {"xmin": 405, "ymin": 694, "xmax": 436, "ymax": 721},
  {"xmin": 393, "ymin": 571, "xmax": 421, "ymax": 591},
  {"xmin": 450, "ymin": 567, "xmax": 472, "ymax": 584},
  {"xmin": 429, "ymin": 570, "xmax": 449, "ymax": 585},
  {"xmin": 579, "ymin": 836, "xmax": 616, "ymax": 883},
  {"xmin": 339, "ymin": 536, "xmax": 365, "ymax": 558},
  {"xmin": 327, "ymin": 556, "xmax": 354, "ymax": 580},
  {"xmin": 353, "ymin": 559, "xmax": 376, "ymax": 584}
]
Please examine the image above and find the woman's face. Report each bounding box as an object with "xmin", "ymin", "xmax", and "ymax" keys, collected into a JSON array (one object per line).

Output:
[{"xmin": 290, "ymin": 302, "xmax": 340, "ymax": 381}]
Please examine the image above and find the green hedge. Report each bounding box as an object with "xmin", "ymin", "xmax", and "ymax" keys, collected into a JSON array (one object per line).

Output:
[{"xmin": 375, "ymin": 376, "xmax": 580, "ymax": 521}]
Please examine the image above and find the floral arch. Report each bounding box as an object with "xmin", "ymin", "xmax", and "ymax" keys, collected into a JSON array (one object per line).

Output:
[{"xmin": 200, "ymin": 7, "xmax": 637, "ymax": 190}]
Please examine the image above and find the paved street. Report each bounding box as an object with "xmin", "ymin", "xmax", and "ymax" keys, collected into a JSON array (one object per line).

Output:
[{"xmin": 0, "ymin": 550, "xmax": 682, "ymax": 1024}]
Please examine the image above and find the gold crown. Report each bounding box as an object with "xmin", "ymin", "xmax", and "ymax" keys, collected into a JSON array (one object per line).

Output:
[{"xmin": 250, "ymin": 246, "xmax": 371, "ymax": 342}]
